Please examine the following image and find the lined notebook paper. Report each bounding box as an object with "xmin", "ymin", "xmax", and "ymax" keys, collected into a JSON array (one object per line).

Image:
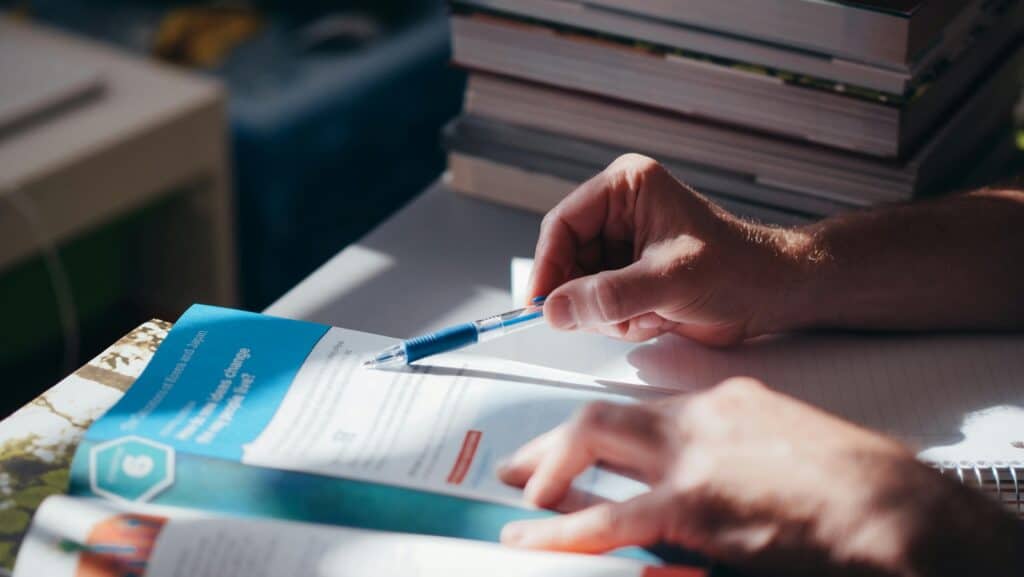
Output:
[
  {"xmin": 627, "ymin": 333, "xmax": 1024, "ymax": 466},
  {"xmin": 511, "ymin": 259, "xmax": 1024, "ymax": 512}
]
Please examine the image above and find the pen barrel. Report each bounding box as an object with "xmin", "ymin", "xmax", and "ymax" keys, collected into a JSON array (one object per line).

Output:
[
  {"xmin": 403, "ymin": 323, "xmax": 479, "ymax": 364},
  {"xmin": 475, "ymin": 308, "xmax": 544, "ymax": 342}
]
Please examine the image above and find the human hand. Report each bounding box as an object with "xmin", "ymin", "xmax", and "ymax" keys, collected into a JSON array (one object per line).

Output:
[
  {"xmin": 497, "ymin": 379, "xmax": 1023, "ymax": 577},
  {"xmin": 529, "ymin": 154, "xmax": 809, "ymax": 346}
]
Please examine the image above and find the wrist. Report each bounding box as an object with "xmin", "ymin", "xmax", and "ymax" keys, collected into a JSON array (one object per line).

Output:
[{"xmin": 743, "ymin": 223, "xmax": 824, "ymax": 337}]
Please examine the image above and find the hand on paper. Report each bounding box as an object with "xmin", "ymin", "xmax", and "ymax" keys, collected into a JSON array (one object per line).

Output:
[{"xmin": 497, "ymin": 379, "xmax": 1023, "ymax": 577}]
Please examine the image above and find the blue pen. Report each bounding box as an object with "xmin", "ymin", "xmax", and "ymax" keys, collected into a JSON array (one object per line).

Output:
[{"xmin": 362, "ymin": 296, "xmax": 547, "ymax": 369}]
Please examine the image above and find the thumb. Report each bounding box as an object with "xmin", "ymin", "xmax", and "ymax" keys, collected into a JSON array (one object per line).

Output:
[{"xmin": 544, "ymin": 259, "xmax": 676, "ymax": 330}]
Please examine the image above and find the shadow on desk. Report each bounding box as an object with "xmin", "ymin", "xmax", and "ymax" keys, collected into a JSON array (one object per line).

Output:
[{"xmin": 625, "ymin": 331, "xmax": 1024, "ymax": 453}]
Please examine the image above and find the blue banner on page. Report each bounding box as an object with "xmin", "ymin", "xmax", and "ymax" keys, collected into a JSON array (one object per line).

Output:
[{"xmin": 84, "ymin": 304, "xmax": 329, "ymax": 462}]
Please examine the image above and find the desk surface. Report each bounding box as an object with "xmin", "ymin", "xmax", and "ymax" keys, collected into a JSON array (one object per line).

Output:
[{"xmin": 266, "ymin": 182, "xmax": 650, "ymax": 385}]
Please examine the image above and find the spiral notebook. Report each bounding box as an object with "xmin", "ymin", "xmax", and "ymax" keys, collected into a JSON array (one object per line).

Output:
[
  {"xmin": 511, "ymin": 259, "xmax": 1024, "ymax": 516},
  {"xmin": 627, "ymin": 333, "xmax": 1024, "ymax": 515}
]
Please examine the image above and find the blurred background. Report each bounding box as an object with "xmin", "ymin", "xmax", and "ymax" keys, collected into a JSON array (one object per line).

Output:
[
  {"xmin": 0, "ymin": 0, "xmax": 464, "ymax": 415},
  {"xmin": 4, "ymin": 0, "xmax": 1024, "ymax": 420}
]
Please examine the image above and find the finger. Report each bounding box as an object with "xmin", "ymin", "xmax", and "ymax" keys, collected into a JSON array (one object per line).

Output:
[
  {"xmin": 529, "ymin": 212, "xmax": 578, "ymax": 303},
  {"xmin": 593, "ymin": 321, "xmax": 661, "ymax": 343},
  {"xmin": 619, "ymin": 320, "xmax": 665, "ymax": 343},
  {"xmin": 529, "ymin": 179, "xmax": 610, "ymax": 300},
  {"xmin": 545, "ymin": 258, "xmax": 678, "ymax": 330},
  {"xmin": 633, "ymin": 312, "xmax": 664, "ymax": 330},
  {"xmin": 671, "ymin": 322, "xmax": 746, "ymax": 347},
  {"xmin": 523, "ymin": 401, "xmax": 667, "ymax": 508},
  {"xmin": 501, "ymin": 492, "xmax": 666, "ymax": 553},
  {"xmin": 497, "ymin": 428, "xmax": 562, "ymax": 487},
  {"xmin": 594, "ymin": 321, "xmax": 630, "ymax": 340},
  {"xmin": 530, "ymin": 157, "xmax": 651, "ymax": 300}
]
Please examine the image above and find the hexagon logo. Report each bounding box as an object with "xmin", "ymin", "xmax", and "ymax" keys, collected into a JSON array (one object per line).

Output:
[{"xmin": 89, "ymin": 436, "xmax": 175, "ymax": 503}]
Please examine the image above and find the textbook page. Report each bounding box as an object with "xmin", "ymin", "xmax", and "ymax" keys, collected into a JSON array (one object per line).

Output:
[
  {"xmin": 15, "ymin": 496, "xmax": 703, "ymax": 577},
  {"xmin": 68, "ymin": 305, "xmax": 650, "ymax": 543},
  {"xmin": 240, "ymin": 331, "xmax": 652, "ymax": 506}
]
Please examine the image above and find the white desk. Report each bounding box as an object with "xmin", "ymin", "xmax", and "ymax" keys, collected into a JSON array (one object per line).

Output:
[{"xmin": 267, "ymin": 182, "xmax": 650, "ymax": 385}]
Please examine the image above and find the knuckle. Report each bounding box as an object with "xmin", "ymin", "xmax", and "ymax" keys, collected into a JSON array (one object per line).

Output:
[
  {"xmin": 590, "ymin": 504, "xmax": 622, "ymax": 542},
  {"xmin": 591, "ymin": 272, "xmax": 625, "ymax": 322},
  {"xmin": 577, "ymin": 402, "xmax": 669, "ymax": 459},
  {"xmin": 717, "ymin": 377, "xmax": 765, "ymax": 398},
  {"xmin": 576, "ymin": 400, "xmax": 615, "ymax": 429},
  {"xmin": 663, "ymin": 487, "xmax": 712, "ymax": 545},
  {"xmin": 684, "ymin": 391, "xmax": 723, "ymax": 421},
  {"xmin": 539, "ymin": 210, "xmax": 560, "ymax": 236},
  {"xmin": 684, "ymin": 378, "xmax": 764, "ymax": 424},
  {"xmin": 540, "ymin": 208, "xmax": 557, "ymax": 226},
  {"xmin": 673, "ymin": 449, "xmax": 719, "ymax": 501},
  {"xmin": 646, "ymin": 239, "xmax": 705, "ymax": 283},
  {"xmin": 612, "ymin": 153, "xmax": 661, "ymax": 177},
  {"xmin": 610, "ymin": 154, "xmax": 665, "ymax": 196},
  {"xmin": 660, "ymin": 488, "xmax": 704, "ymax": 546}
]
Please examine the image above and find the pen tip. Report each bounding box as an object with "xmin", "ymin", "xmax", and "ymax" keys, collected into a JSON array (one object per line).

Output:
[{"xmin": 361, "ymin": 344, "xmax": 406, "ymax": 369}]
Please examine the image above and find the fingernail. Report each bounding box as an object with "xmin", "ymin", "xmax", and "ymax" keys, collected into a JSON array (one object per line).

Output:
[
  {"xmin": 500, "ymin": 523, "xmax": 524, "ymax": 545},
  {"xmin": 495, "ymin": 457, "xmax": 513, "ymax": 476},
  {"xmin": 546, "ymin": 296, "xmax": 577, "ymax": 329}
]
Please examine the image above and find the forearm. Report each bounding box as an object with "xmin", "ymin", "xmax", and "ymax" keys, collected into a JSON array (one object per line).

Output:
[{"xmin": 770, "ymin": 187, "xmax": 1024, "ymax": 333}]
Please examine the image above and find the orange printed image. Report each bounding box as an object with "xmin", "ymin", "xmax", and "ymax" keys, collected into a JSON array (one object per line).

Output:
[
  {"xmin": 70, "ymin": 513, "xmax": 167, "ymax": 577},
  {"xmin": 447, "ymin": 430, "xmax": 483, "ymax": 485}
]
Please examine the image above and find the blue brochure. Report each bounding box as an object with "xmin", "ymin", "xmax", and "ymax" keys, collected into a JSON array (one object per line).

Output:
[{"xmin": 66, "ymin": 304, "xmax": 667, "ymax": 563}]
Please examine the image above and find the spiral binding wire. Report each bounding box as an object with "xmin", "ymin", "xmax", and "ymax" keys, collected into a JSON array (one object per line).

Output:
[
  {"xmin": 939, "ymin": 463, "xmax": 1023, "ymax": 517},
  {"xmin": 1012, "ymin": 467, "xmax": 1021, "ymax": 516}
]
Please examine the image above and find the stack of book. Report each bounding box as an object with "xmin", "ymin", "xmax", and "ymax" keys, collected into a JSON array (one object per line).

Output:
[{"xmin": 442, "ymin": 0, "xmax": 1024, "ymax": 224}]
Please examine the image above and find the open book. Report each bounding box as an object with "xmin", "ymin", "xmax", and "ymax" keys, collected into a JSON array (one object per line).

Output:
[
  {"xmin": 14, "ymin": 304, "xmax": 703, "ymax": 576},
  {"xmin": 16, "ymin": 300, "xmax": 1024, "ymax": 575}
]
